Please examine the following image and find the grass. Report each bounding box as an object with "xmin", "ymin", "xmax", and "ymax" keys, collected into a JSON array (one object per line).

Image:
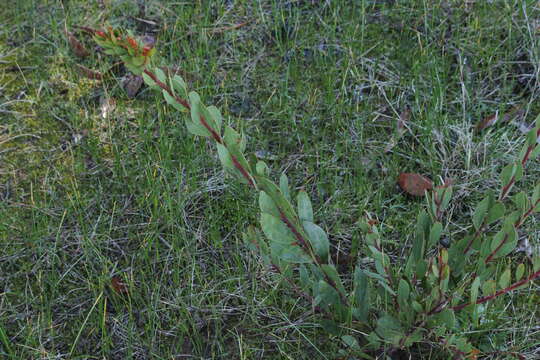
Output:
[{"xmin": 1, "ymin": 0, "xmax": 539, "ymax": 358}]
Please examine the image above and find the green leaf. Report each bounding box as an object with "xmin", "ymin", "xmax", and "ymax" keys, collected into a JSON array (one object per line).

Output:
[
  {"xmin": 260, "ymin": 213, "xmax": 311, "ymax": 264},
  {"xmin": 397, "ymin": 279, "xmax": 410, "ymax": 308},
  {"xmin": 155, "ymin": 67, "xmax": 167, "ymax": 83},
  {"xmin": 499, "ymin": 268, "xmax": 511, "ymax": 289},
  {"xmin": 207, "ymin": 106, "xmax": 223, "ymax": 135},
  {"xmin": 490, "ymin": 224, "xmax": 517, "ymax": 259},
  {"xmin": 482, "ymin": 279, "xmax": 496, "ymax": 295},
  {"xmin": 186, "ymin": 92, "xmax": 212, "ymax": 137},
  {"xmin": 255, "ymin": 161, "xmax": 269, "ymax": 177},
  {"xmin": 163, "ymin": 89, "xmax": 184, "ymax": 111},
  {"xmin": 302, "ymin": 221, "xmax": 329, "ymax": 260},
  {"xmin": 314, "ymin": 280, "xmax": 340, "ymax": 308},
  {"xmin": 321, "ymin": 264, "xmax": 346, "ymax": 297},
  {"xmin": 533, "ymin": 256, "xmax": 540, "ymax": 272},
  {"xmin": 470, "ymin": 277, "xmax": 481, "ymax": 306},
  {"xmin": 375, "ymin": 315, "xmax": 404, "ymax": 346},
  {"xmin": 441, "ymin": 186, "xmax": 453, "ymax": 211},
  {"xmin": 299, "ymin": 265, "xmax": 311, "ymax": 290},
  {"xmin": 363, "ymin": 270, "xmax": 396, "ymax": 296},
  {"xmin": 368, "ymin": 246, "xmax": 390, "ymax": 267},
  {"xmin": 216, "ymin": 143, "xmax": 234, "ymax": 170},
  {"xmin": 142, "ymin": 71, "xmax": 158, "ymax": 89},
  {"xmin": 435, "ymin": 308, "xmax": 455, "ymax": 328},
  {"xmin": 223, "ymin": 126, "xmax": 244, "ymax": 151},
  {"xmin": 515, "ymin": 263, "xmax": 525, "ymax": 281},
  {"xmin": 341, "ymin": 335, "xmax": 360, "ymax": 350},
  {"xmin": 189, "ymin": 92, "xmax": 213, "ymax": 137},
  {"xmin": 532, "ymin": 183, "xmax": 540, "ymax": 204},
  {"xmin": 428, "ymin": 222, "xmax": 443, "ymax": 248},
  {"xmin": 486, "ymin": 201, "xmax": 505, "ymax": 224},
  {"xmin": 257, "ymin": 177, "xmax": 297, "ymax": 221},
  {"xmin": 512, "ymin": 191, "xmax": 529, "ymax": 213},
  {"xmin": 279, "ymin": 173, "xmax": 290, "ymax": 201},
  {"xmin": 411, "ymin": 301, "xmax": 423, "ymax": 313},
  {"xmin": 353, "ymin": 267, "xmax": 369, "ymax": 321},
  {"xmin": 259, "ymin": 191, "xmax": 280, "ymax": 217},
  {"xmin": 171, "ymin": 74, "xmax": 188, "ymax": 100},
  {"xmin": 500, "ymin": 163, "xmax": 516, "ymax": 187},
  {"xmin": 473, "ymin": 195, "xmax": 492, "ymax": 230},
  {"xmin": 297, "ymin": 191, "xmax": 313, "ymax": 222},
  {"xmin": 412, "ymin": 211, "xmax": 431, "ymax": 261},
  {"xmin": 132, "ymin": 55, "xmax": 145, "ymax": 67},
  {"xmin": 319, "ymin": 319, "xmax": 340, "ymax": 336},
  {"xmin": 260, "ymin": 213, "xmax": 294, "ymax": 244}
]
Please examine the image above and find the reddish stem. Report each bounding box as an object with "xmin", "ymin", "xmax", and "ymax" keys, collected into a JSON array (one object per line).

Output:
[
  {"xmin": 142, "ymin": 69, "xmax": 191, "ymax": 110},
  {"xmin": 143, "ymin": 69, "xmax": 256, "ymax": 188},
  {"xmin": 514, "ymin": 198, "xmax": 540, "ymax": 228},
  {"xmin": 484, "ymin": 232, "xmax": 509, "ymax": 264},
  {"xmin": 452, "ymin": 268, "xmax": 540, "ymax": 311},
  {"xmin": 279, "ymin": 210, "xmax": 349, "ymax": 306}
]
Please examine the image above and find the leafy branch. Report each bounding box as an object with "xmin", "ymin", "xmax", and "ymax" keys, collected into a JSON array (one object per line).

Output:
[{"xmin": 75, "ymin": 25, "xmax": 540, "ymax": 356}]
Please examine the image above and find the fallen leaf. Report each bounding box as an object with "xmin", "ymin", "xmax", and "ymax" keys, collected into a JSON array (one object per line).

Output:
[
  {"xmin": 475, "ymin": 106, "xmax": 525, "ymax": 133},
  {"xmin": 398, "ymin": 173, "xmax": 433, "ymax": 196},
  {"xmin": 475, "ymin": 113, "xmax": 498, "ymax": 132},
  {"xmin": 75, "ymin": 64, "xmax": 102, "ymax": 80},
  {"xmin": 66, "ymin": 30, "xmax": 89, "ymax": 58},
  {"xmin": 122, "ymin": 74, "xmax": 143, "ymax": 98},
  {"xmin": 111, "ymin": 276, "xmax": 128, "ymax": 294}
]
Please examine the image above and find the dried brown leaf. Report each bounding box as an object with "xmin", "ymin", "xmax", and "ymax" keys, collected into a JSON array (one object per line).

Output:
[
  {"xmin": 398, "ymin": 173, "xmax": 433, "ymax": 196},
  {"xmin": 111, "ymin": 276, "xmax": 128, "ymax": 294},
  {"xmin": 476, "ymin": 107, "xmax": 525, "ymax": 133},
  {"xmin": 66, "ymin": 31, "xmax": 89, "ymax": 58},
  {"xmin": 75, "ymin": 64, "xmax": 102, "ymax": 80},
  {"xmin": 475, "ymin": 113, "xmax": 498, "ymax": 132}
]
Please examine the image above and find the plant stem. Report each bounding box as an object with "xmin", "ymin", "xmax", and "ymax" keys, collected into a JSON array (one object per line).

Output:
[{"xmin": 451, "ymin": 268, "xmax": 540, "ymax": 312}]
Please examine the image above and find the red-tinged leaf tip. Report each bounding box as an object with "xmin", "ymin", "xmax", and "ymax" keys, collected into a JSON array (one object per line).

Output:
[
  {"xmin": 398, "ymin": 173, "xmax": 433, "ymax": 196},
  {"xmin": 127, "ymin": 37, "xmax": 139, "ymax": 50},
  {"xmin": 142, "ymin": 45, "xmax": 152, "ymax": 56}
]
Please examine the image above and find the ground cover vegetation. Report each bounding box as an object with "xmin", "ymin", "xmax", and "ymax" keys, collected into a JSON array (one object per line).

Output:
[{"xmin": 1, "ymin": 1, "xmax": 540, "ymax": 359}]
